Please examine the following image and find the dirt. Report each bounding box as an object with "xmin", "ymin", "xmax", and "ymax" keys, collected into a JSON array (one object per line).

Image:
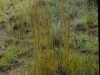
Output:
[
  {"xmin": 0, "ymin": 29, "xmax": 9, "ymax": 52},
  {"xmin": 3, "ymin": 54, "xmax": 34, "ymax": 75}
]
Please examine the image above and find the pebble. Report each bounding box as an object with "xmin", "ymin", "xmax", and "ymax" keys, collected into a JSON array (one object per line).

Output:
[
  {"xmin": 1, "ymin": 45, "xmax": 5, "ymax": 49},
  {"xmin": 18, "ymin": 68, "xmax": 21, "ymax": 72}
]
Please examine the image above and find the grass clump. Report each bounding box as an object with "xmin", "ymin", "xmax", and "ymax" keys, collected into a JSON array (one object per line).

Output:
[
  {"xmin": 0, "ymin": 51, "xmax": 14, "ymax": 72},
  {"xmin": 29, "ymin": 0, "xmax": 98, "ymax": 75}
]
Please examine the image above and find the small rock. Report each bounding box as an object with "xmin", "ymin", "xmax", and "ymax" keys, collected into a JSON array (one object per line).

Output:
[
  {"xmin": 18, "ymin": 68, "xmax": 21, "ymax": 72},
  {"xmin": 1, "ymin": 45, "xmax": 5, "ymax": 50}
]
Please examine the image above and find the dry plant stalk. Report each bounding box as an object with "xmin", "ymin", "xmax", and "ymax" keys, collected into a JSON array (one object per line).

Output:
[
  {"xmin": 60, "ymin": 0, "xmax": 71, "ymax": 74},
  {"xmin": 30, "ymin": 0, "xmax": 71, "ymax": 75}
]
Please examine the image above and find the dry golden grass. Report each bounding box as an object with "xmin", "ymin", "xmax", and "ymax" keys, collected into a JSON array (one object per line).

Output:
[{"xmin": 30, "ymin": 1, "xmax": 73, "ymax": 75}]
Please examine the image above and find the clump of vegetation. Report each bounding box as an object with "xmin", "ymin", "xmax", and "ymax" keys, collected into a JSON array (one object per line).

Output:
[
  {"xmin": 0, "ymin": 51, "xmax": 14, "ymax": 72},
  {"xmin": 29, "ymin": 0, "xmax": 98, "ymax": 75}
]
